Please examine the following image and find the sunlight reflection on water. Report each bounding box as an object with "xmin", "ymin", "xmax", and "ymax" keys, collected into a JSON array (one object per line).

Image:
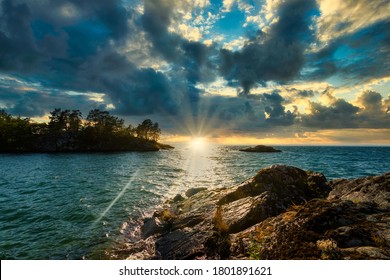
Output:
[{"xmin": 0, "ymin": 145, "xmax": 389, "ymax": 259}]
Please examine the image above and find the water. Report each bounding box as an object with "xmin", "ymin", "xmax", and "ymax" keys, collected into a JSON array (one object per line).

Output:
[{"xmin": 0, "ymin": 145, "xmax": 389, "ymax": 259}]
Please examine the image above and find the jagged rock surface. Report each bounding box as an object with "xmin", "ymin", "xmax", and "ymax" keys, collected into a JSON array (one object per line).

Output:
[{"xmin": 116, "ymin": 165, "xmax": 390, "ymax": 260}]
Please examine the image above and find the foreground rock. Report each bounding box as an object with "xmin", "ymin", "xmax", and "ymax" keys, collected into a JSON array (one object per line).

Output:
[
  {"xmin": 239, "ymin": 145, "xmax": 281, "ymax": 153},
  {"xmin": 113, "ymin": 165, "xmax": 389, "ymax": 260}
]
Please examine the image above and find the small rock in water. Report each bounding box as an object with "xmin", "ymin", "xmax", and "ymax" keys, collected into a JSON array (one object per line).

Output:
[{"xmin": 239, "ymin": 145, "xmax": 281, "ymax": 153}]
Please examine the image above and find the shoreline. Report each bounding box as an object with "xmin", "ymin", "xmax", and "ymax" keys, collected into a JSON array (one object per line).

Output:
[
  {"xmin": 0, "ymin": 142, "xmax": 174, "ymax": 154},
  {"xmin": 112, "ymin": 164, "xmax": 390, "ymax": 260}
]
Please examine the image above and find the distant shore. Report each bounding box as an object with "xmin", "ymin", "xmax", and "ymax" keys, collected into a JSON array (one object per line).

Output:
[{"xmin": 0, "ymin": 108, "xmax": 173, "ymax": 153}]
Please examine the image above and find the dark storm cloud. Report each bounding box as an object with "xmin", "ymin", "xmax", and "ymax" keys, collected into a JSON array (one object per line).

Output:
[
  {"xmin": 192, "ymin": 95, "xmax": 267, "ymax": 133},
  {"xmin": 302, "ymin": 90, "xmax": 390, "ymax": 129},
  {"xmin": 192, "ymin": 91, "xmax": 298, "ymax": 133},
  {"xmin": 0, "ymin": 0, "xmax": 131, "ymax": 72},
  {"xmin": 0, "ymin": 0, "xmax": 134, "ymax": 85},
  {"xmin": 306, "ymin": 20, "xmax": 390, "ymax": 82},
  {"xmin": 0, "ymin": 0, "xmax": 192, "ymax": 117},
  {"xmin": 220, "ymin": 0, "xmax": 318, "ymax": 94},
  {"xmin": 0, "ymin": 0, "xmax": 39, "ymax": 71},
  {"xmin": 302, "ymin": 99, "xmax": 360, "ymax": 128},
  {"xmin": 0, "ymin": 0, "xmax": 389, "ymax": 137},
  {"xmin": 0, "ymin": 88, "xmax": 104, "ymax": 117},
  {"xmin": 259, "ymin": 91, "xmax": 297, "ymax": 126},
  {"xmin": 141, "ymin": 0, "xmax": 181, "ymax": 62},
  {"xmin": 358, "ymin": 91, "xmax": 383, "ymax": 112},
  {"xmin": 141, "ymin": 0, "xmax": 218, "ymax": 88},
  {"xmin": 284, "ymin": 88, "xmax": 316, "ymax": 101},
  {"xmin": 0, "ymin": 0, "xmax": 220, "ymax": 118},
  {"xmin": 74, "ymin": 50, "xmax": 183, "ymax": 115},
  {"xmin": 357, "ymin": 91, "xmax": 390, "ymax": 128}
]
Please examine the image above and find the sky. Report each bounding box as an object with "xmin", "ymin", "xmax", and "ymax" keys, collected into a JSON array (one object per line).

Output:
[{"xmin": 0, "ymin": 0, "xmax": 389, "ymax": 145}]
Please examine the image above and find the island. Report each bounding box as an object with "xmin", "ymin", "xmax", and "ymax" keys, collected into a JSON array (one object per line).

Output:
[
  {"xmin": 0, "ymin": 108, "xmax": 173, "ymax": 152},
  {"xmin": 113, "ymin": 165, "xmax": 390, "ymax": 260},
  {"xmin": 239, "ymin": 145, "xmax": 282, "ymax": 153}
]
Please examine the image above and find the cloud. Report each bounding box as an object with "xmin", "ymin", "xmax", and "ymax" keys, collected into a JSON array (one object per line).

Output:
[
  {"xmin": 174, "ymin": 23, "xmax": 203, "ymax": 41},
  {"xmin": 0, "ymin": 0, "xmax": 389, "ymax": 142},
  {"xmin": 222, "ymin": 0, "xmax": 236, "ymax": 13},
  {"xmin": 356, "ymin": 90, "xmax": 390, "ymax": 128},
  {"xmin": 302, "ymin": 90, "xmax": 390, "ymax": 129},
  {"xmin": 220, "ymin": 0, "xmax": 319, "ymax": 94},
  {"xmin": 0, "ymin": 87, "xmax": 104, "ymax": 117},
  {"xmin": 141, "ymin": 0, "xmax": 218, "ymax": 90},
  {"xmin": 259, "ymin": 91, "xmax": 297, "ymax": 126},
  {"xmin": 306, "ymin": 19, "xmax": 390, "ymax": 83},
  {"xmin": 0, "ymin": 0, "xmax": 213, "ymax": 117},
  {"xmin": 316, "ymin": 0, "xmax": 390, "ymax": 43},
  {"xmin": 0, "ymin": 0, "xmax": 39, "ymax": 72},
  {"xmin": 222, "ymin": 0, "xmax": 254, "ymax": 14},
  {"xmin": 222, "ymin": 36, "xmax": 246, "ymax": 51},
  {"xmin": 74, "ymin": 50, "xmax": 187, "ymax": 116},
  {"xmin": 0, "ymin": 0, "xmax": 132, "ymax": 72},
  {"xmin": 302, "ymin": 98, "xmax": 360, "ymax": 129}
]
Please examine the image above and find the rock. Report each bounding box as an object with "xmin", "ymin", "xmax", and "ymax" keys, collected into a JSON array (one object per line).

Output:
[
  {"xmin": 185, "ymin": 187, "xmax": 207, "ymax": 198},
  {"xmin": 141, "ymin": 217, "xmax": 165, "ymax": 239},
  {"xmin": 118, "ymin": 166, "xmax": 390, "ymax": 260},
  {"xmin": 173, "ymin": 194, "xmax": 185, "ymax": 203},
  {"xmin": 239, "ymin": 145, "xmax": 281, "ymax": 153},
  {"xmin": 328, "ymin": 173, "xmax": 390, "ymax": 209},
  {"xmin": 230, "ymin": 199, "xmax": 386, "ymax": 260},
  {"xmin": 157, "ymin": 143, "xmax": 175, "ymax": 150}
]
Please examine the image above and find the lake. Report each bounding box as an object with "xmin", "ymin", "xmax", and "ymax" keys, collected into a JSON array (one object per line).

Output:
[{"xmin": 1, "ymin": 145, "xmax": 389, "ymax": 259}]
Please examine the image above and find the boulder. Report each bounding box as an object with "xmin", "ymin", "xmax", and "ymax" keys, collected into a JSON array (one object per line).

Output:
[
  {"xmin": 185, "ymin": 187, "xmax": 207, "ymax": 198},
  {"xmin": 230, "ymin": 199, "xmax": 390, "ymax": 260},
  {"xmin": 328, "ymin": 173, "xmax": 390, "ymax": 209}
]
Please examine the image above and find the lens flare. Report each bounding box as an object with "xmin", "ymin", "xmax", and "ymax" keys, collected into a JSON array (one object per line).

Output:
[{"xmin": 93, "ymin": 170, "xmax": 139, "ymax": 226}]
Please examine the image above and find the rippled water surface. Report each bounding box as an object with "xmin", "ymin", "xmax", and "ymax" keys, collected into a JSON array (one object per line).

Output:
[{"xmin": 1, "ymin": 145, "xmax": 389, "ymax": 259}]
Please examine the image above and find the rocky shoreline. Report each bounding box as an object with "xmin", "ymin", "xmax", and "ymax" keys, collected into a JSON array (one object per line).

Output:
[{"xmin": 113, "ymin": 165, "xmax": 389, "ymax": 260}]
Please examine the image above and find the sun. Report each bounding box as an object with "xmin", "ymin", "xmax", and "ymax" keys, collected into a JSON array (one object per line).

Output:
[{"xmin": 189, "ymin": 137, "xmax": 207, "ymax": 151}]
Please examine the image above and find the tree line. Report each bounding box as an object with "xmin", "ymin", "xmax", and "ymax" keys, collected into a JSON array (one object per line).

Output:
[{"xmin": 0, "ymin": 108, "xmax": 163, "ymax": 152}]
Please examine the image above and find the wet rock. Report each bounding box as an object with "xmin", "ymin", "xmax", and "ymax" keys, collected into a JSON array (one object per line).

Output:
[
  {"xmin": 328, "ymin": 173, "xmax": 390, "ymax": 209},
  {"xmin": 217, "ymin": 165, "xmax": 330, "ymax": 233},
  {"xmin": 239, "ymin": 145, "xmax": 281, "ymax": 153},
  {"xmin": 120, "ymin": 166, "xmax": 389, "ymax": 260},
  {"xmin": 141, "ymin": 217, "xmax": 165, "ymax": 239},
  {"xmin": 230, "ymin": 199, "xmax": 390, "ymax": 260},
  {"xmin": 185, "ymin": 187, "xmax": 208, "ymax": 198},
  {"xmin": 157, "ymin": 143, "xmax": 175, "ymax": 150},
  {"xmin": 173, "ymin": 194, "xmax": 185, "ymax": 203}
]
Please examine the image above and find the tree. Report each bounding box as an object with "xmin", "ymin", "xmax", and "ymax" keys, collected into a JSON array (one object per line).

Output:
[
  {"xmin": 0, "ymin": 108, "xmax": 165, "ymax": 152},
  {"xmin": 126, "ymin": 124, "xmax": 136, "ymax": 137},
  {"xmin": 49, "ymin": 108, "xmax": 68, "ymax": 132},
  {"xmin": 151, "ymin": 122, "xmax": 161, "ymax": 142},
  {"xmin": 68, "ymin": 110, "xmax": 82, "ymax": 132},
  {"xmin": 86, "ymin": 109, "xmax": 124, "ymax": 133},
  {"xmin": 0, "ymin": 109, "xmax": 11, "ymax": 123},
  {"xmin": 135, "ymin": 119, "xmax": 161, "ymax": 141},
  {"xmin": 0, "ymin": 110, "xmax": 34, "ymax": 151},
  {"xmin": 136, "ymin": 119, "xmax": 153, "ymax": 140}
]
